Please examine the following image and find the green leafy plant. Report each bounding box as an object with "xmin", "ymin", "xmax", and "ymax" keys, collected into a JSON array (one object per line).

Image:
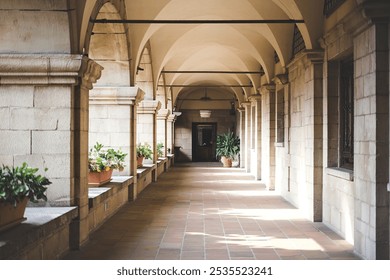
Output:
[
  {"xmin": 0, "ymin": 162, "xmax": 52, "ymax": 206},
  {"xmin": 157, "ymin": 142, "xmax": 164, "ymax": 158},
  {"xmin": 216, "ymin": 132, "xmax": 240, "ymax": 160},
  {"xmin": 136, "ymin": 143, "xmax": 153, "ymax": 160},
  {"xmin": 88, "ymin": 142, "xmax": 127, "ymax": 172}
]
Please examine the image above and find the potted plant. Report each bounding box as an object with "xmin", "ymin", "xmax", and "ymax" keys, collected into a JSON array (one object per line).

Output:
[
  {"xmin": 216, "ymin": 132, "xmax": 240, "ymax": 167},
  {"xmin": 0, "ymin": 162, "xmax": 51, "ymax": 232},
  {"xmin": 88, "ymin": 142, "xmax": 127, "ymax": 186},
  {"xmin": 157, "ymin": 142, "xmax": 164, "ymax": 158},
  {"xmin": 136, "ymin": 142, "xmax": 153, "ymax": 167}
]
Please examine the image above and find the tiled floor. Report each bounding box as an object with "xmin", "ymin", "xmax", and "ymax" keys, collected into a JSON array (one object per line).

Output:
[{"xmin": 64, "ymin": 163, "xmax": 360, "ymax": 260}]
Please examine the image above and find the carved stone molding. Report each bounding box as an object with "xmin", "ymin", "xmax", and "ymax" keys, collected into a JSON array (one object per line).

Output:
[
  {"xmin": 157, "ymin": 109, "xmax": 171, "ymax": 120},
  {"xmin": 0, "ymin": 54, "xmax": 82, "ymax": 85},
  {"xmin": 89, "ymin": 86, "xmax": 145, "ymax": 105},
  {"xmin": 259, "ymin": 84, "xmax": 276, "ymax": 96},
  {"xmin": 137, "ymin": 100, "xmax": 162, "ymax": 114},
  {"xmin": 80, "ymin": 57, "xmax": 104, "ymax": 90},
  {"xmin": 273, "ymin": 74, "xmax": 289, "ymax": 85},
  {"xmin": 167, "ymin": 114, "xmax": 177, "ymax": 122}
]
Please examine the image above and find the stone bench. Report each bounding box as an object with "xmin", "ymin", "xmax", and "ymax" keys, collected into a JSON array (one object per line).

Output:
[{"xmin": 137, "ymin": 163, "xmax": 156, "ymax": 194}]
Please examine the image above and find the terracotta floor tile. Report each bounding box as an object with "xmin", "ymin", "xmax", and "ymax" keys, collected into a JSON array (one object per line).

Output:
[{"xmin": 63, "ymin": 163, "xmax": 359, "ymax": 260}]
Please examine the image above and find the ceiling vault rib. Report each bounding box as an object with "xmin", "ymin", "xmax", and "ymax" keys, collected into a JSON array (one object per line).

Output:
[
  {"xmin": 90, "ymin": 19, "xmax": 304, "ymax": 24},
  {"xmin": 161, "ymin": 70, "xmax": 264, "ymax": 74}
]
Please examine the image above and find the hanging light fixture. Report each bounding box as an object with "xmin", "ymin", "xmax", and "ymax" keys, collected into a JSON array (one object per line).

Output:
[{"xmin": 200, "ymin": 110, "xmax": 211, "ymax": 118}]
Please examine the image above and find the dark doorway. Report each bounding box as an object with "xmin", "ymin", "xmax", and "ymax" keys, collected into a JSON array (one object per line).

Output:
[{"xmin": 192, "ymin": 123, "xmax": 217, "ymax": 162}]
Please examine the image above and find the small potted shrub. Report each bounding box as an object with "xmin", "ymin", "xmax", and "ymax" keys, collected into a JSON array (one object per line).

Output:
[
  {"xmin": 0, "ymin": 162, "xmax": 51, "ymax": 232},
  {"xmin": 157, "ymin": 142, "xmax": 164, "ymax": 158},
  {"xmin": 136, "ymin": 143, "xmax": 153, "ymax": 167},
  {"xmin": 216, "ymin": 132, "xmax": 240, "ymax": 167},
  {"xmin": 88, "ymin": 142, "xmax": 127, "ymax": 186}
]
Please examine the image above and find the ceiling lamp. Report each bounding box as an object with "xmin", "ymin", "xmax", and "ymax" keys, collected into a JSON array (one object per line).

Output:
[{"xmin": 200, "ymin": 110, "xmax": 211, "ymax": 118}]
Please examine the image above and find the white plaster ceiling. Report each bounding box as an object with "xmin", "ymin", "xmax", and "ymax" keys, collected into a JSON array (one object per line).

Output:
[{"xmin": 84, "ymin": 0, "xmax": 325, "ymax": 106}]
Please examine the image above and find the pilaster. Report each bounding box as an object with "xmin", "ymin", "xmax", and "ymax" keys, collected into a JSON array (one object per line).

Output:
[
  {"xmin": 260, "ymin": 84, "xmax": 276, "ymax": 191},
  {"xmin": 248, "ymin": 94, "xmax": 262, "ymax": 180}
]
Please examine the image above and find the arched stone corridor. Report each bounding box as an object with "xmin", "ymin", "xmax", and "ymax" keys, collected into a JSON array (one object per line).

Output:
[
  {"xmin": 63, "ymin": 163, "xmax": 358, "ymax": 260},
  {"xmin": 0, "ymin": 0, "xmax": 389, "ymax": 261}
]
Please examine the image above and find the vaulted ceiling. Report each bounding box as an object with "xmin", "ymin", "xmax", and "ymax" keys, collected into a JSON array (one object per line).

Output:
[{"xmin": 82, "ymin": 0, "xmax": 325, "ymax": 105}]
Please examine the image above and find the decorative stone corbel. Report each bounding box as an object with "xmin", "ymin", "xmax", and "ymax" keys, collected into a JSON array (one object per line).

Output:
[
  {"xmin": 273, "ymin": 74, "xmax": 289, "ymax": 85},
  {"xmin": 80, "ymin": 56, "xmax": 104, "ymax": 90}
]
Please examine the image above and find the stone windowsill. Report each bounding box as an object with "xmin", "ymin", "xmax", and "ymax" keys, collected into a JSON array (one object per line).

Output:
[
  {"xmin": 326, "ymin": 167, "xmax": 354, "ymax": 181},
  {"xmin": 88, "ymin": 176, "xmax": 133, "ymax": 209},
  {"xmin": 0, "ymin": 206, "xmax": 78, "ymax": 259},
  {"xmin": 137, "ymin": 164, "xmax": 156, "ymax": 179}
]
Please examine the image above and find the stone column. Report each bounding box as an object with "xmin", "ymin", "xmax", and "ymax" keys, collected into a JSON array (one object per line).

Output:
[
  {"xmin": 237, "ymin": 106, "xmax": 246, "ymax": 168},
  {"xmin": 248, "ymin": 95, "xmax": 262, "ymax": 180},
  {"xmin": 354, "ymin": 0, "xmax": 390, "ymax": 259},
  {"xmin": 242, "ymin": 102, "xmax": 251, "ymax": 173},
  {"xmin": 303, "ymin": 51, "xmax": 324, "ymax": 222},
  {"xmin": 157, "ymin": 109, "xmax": 171, "ymax": 157},
  {"xmin": 260, "ymin": 84, "xmax": 276, "ymax": 190},
  {"xmin": 73, "ymin": 57, "xmax": 104, "ymax": 248},
  {"xmin": 137, "ymin": 100, "xmax": 162, "ymax": 164},
  {"xmin": 167, "ymin": 114, "xmax": 177, "ymax": 155}
]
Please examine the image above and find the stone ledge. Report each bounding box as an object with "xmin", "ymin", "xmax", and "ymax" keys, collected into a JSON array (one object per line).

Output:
[
  {"xmin": 88, "ymin": 176, "xmax": 133, "ymax": 209},
  {"xmin": 0, "ymin": 206, "xmax": 78, "ymax": 259},
  {"xmin": 137, "ymin": 164, "xmax": 156, "ymax": 179},
  {"xmin": 326, "ymin": 167, "xmax": 354, "ymax": 181}
]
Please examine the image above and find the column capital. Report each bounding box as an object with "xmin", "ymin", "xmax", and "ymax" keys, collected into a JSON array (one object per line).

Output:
[
  {"xmin": 259, "ymin": 83, "xmax": 276, "ymax": 95},
  {"xmin": 273, "ymin": 74, "xmax": 289, "ymax": 85},
  {"xmin": 0, "ymin": 54, "xmax": 84, "ymax": 85},
  {"xmin": 138, "ymin": 100, "xmax": 162, "ymax": 114},
  {"xmin": 89, "ymin": 87, "xmax": 145, "ymax": 105},
  {"xmin": 248, "ymin": 94, "xmax": 262, "ymax": 103},
  {"xmin": 167, "ymin": 114, "xmax": 178, "ymax": 122},
  {"xmin": 240, "ymin": 102, "xmax": 251, "ymax": 108},
  {"xmin": 157, "ymin": 109, "xmax": 171, "ymax": 120}
]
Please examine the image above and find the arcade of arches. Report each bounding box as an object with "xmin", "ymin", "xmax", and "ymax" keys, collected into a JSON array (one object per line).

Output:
[{"xmin": 0, "ymin": 0, "xmax": 389, "ymax": 260}]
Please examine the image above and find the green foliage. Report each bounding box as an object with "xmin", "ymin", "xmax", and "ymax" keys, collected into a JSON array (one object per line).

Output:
[
  {"xmin": 88, "ymin": 142, "xmax": 127, "ymax": 172},
  {"xmin": 216, "ymin": 132, "xmax": 240, "ymax": 159},
  {"xmin": 0, "ymin": 162, "xmax": 52, "ymax": 206},
  {"xmin": 136, "ymin": 143, "xmax": 153, "ymax": 160},
  {"xmin": 157, "ymin": 142, "xmax": 164, "ymax": 158}
]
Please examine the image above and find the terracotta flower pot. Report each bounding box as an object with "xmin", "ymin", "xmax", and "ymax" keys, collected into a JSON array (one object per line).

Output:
[
  {"xmin": 0, "ymin": 197, "xmax": 29, "ymax": 233},
  {"xmin": 137, "ymin": 156, "xmax": 144, "ymax": 168},
  {"xmin": 221, "ymin": 156, "xmax": 233, "ymax": 167},
  {"xmin": 88, "ymin": 169, "xmax": 113, "ymax": 187}
]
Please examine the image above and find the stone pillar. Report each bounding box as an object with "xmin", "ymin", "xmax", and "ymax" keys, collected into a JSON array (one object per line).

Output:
[
  {"xmin": 242, "ymin": 102, "xmax": 251, "ymax": 173},
  {"xmin": 157, "ymin": 109, "xmax": 171, "ymax": 157},
  {"xmin": 354, "ymin": 0, "xmax": 390, "ymax": 259},
  {"xmin": 260, "ymin": 84, "xmax": 276, "ymax": 190},
  {"xmin": 237, "ymin": 107, "xmax": 246, "ymax": 168},
  {"xmin": 248, "ymin": 95, "xmax": 262, "ymax": 180},
  {"xmin": 137, "ymin": 100, "xmax": 162, "ymax": 164},
  {"xmin": 89, "ymin": 87, "xmax": 145, "ymax": 176},
  {"xmin": 167, "ymin": 114, "xmax": 177, "ymax": 155},
  {"xmin": 73, "ymin": 57, "xmax": 104, "ymax": 248}
]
